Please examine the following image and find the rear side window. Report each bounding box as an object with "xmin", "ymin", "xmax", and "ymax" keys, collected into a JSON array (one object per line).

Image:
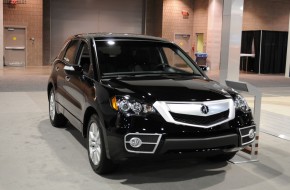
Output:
[{"xmin": 63, "ymin": 40, "xmax": 79, "ymax": 64}]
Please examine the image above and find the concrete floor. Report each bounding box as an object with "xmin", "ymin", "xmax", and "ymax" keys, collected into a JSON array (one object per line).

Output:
[{"xmin": 0, "ymin": 67, "xmax": 290, "ymax": 190}]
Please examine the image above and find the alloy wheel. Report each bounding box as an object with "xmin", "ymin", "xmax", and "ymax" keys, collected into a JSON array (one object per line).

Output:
[
  {"xmin": 88, "ymin": 122, "xmax": 102, "ymax": 165},
  {"xmin": 49, "ymin": 91, "xmax": 56, "ymax": 121}
]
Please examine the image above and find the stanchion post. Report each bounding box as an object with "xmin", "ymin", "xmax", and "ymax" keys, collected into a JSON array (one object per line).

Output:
[{"xmin": 226, "ymin": 80, "xmax": 261, "ymax": 163}]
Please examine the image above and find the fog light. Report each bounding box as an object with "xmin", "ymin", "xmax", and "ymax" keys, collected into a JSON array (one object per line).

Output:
[
  {"xmin": 249, "ymin": 129, "xmax": 255, "ymax": 139},
  {"xmin": 129, "ymin": 137, "xmax": 142, "ymax": 148}
]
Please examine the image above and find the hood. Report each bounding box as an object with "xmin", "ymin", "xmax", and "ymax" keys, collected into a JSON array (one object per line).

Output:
[{"xmin": 102, "ymin": 76, "xmax": 233, "ymax": 102}]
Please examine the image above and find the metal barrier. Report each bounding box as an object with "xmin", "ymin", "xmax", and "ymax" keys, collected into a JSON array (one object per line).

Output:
[{"xmin": 225, "ymin": 80, "xmax": 262, "ymax": 163}]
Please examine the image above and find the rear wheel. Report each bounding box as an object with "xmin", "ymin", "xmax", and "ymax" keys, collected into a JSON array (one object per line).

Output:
[
  {"xmin": 49, "ymin": 89, "xmax": 67, "ymax": 127},
  {"xmin": 87, "ymin": 114, "xmax": 117, "ymax": 174}
]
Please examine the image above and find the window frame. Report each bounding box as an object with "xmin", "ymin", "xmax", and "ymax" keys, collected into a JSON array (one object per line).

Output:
[
  {"xmin": 62, "ymin": 39, "xmax": 81, "ymax": 65},
  {"xmin": 94, "ymin": 39, "xmax": 205, "ymax": 78},
  {"xmin": 76, "ymin": 40, "xmax": 95, "ymax": 79}
]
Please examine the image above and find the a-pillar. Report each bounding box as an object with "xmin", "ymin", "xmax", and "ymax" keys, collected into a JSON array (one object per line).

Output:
[
  {"xmin": 0, "ymin": 0, "xmax": 3, "ymax": 69},
  {"xmin": 285, "ymin": 11, "xmax": 290, "ymax": 78},
  {"xmin": 219, "ymin": 0, "xmax": 244, "ymax": 84}
]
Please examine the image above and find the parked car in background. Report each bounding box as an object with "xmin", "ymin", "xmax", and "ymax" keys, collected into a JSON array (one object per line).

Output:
[{"xmin": 47, "ymin": 33, "xmax": 256, "ymax": 174}]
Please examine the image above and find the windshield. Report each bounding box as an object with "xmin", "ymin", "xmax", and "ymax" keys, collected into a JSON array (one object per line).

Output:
[{"xmin": 95, "ymin": 40, "xmax": 203, "ymax": 78}]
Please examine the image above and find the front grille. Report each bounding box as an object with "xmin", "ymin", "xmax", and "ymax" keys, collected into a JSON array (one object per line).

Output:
[{"xmin": 170, "ymin": 110, "xmax": 229, "ymax": 126}]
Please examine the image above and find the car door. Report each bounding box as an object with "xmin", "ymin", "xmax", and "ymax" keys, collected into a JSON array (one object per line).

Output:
[
  {"xmin": 63, "ymin": 40, "xmax": 94, "ymax": 130},
  {"xmin": 61, "ymin": 39, "xmax": 84, "ymax": 127},
  {"xmin": 53, "ymin": 40, "xmax": 71, "ymax": 107}
]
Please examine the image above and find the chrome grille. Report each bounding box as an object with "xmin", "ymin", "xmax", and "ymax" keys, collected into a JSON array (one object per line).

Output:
[
  {"xmin": 170, "ymin": 110, "xmax": 229, "ymax": 126},
  {"xmin": 153, "ymin": 99, "xmax": 235, "ymax": 128}
]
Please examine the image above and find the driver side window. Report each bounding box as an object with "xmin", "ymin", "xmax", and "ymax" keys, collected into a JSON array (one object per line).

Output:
[
  {"xmin": 63, "ymin": 40, "xmax": 79, "ymax": 65},
  {"xmin": 78, "ymin": 43, "xmax": 94, "ymax": 79}
]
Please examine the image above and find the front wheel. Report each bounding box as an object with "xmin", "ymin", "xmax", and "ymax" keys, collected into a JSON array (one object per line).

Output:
[
  {"xmin": 87, "ymin": 114, "xmax": 117, "ymax": 174},
  {"xmin": 49, "ymin": 89, "xmax": 67, "ymax": 127}
]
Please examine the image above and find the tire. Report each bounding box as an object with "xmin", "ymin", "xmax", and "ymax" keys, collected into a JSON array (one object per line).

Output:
[
  {"xmin": 49, "ymin": 89, "xmax": 67, "ymax": 127},
  {"xmin": 87, "ymin": 114, "xmax": 117, "ymax": 174},
  {"xmin": 208, "ymin": 152, "xmax": 237, "ymax": 162}
]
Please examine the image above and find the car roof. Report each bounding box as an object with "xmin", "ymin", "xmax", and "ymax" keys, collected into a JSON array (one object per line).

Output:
[{"xmin": 74, "ymin": 33, "xmax": 170, "ymax": 43}]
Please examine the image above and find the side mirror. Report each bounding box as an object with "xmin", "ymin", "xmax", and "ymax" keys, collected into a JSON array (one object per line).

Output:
[
  {"xmin": 64, "ymin": 65, "xmax": 83, "ymax": 76},
  {"xmin": 199, "ymin": 65, "xmax": 210, "ymax": 72}
]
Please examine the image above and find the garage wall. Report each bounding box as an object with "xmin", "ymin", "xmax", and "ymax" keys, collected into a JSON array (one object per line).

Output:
[
  {"xmin": 206, "ymin": 0, "xmax": 223, "ymax": 71},
  {"xmin": 162, "ymin": 0, "xmax": 194, "ymax": 57},
  {"xmin": 192, "ymin": 0, "xmax": 208, "ymax": 53},
  {"xmin": 3, "ymin": 0, "xmax": 43, "ymax": 66},
  {"xmin": 50, "ymin": 0, "xmax": 144, "ymax": 60},
  {"xmin": 43, "ymin": 0, "xmax": 50, "ymax": 65},
  {"xmin": 2, "ymin": 0, "xmax": 288, "ymax": 66},
  {"xmin": 145, "ymin": 0, "xmax": 163, "ymax": 37},
  {"xmin": 243, "ymin": 0, "xmax": 290, "ymax": 31},
  {"xmin": 162, "ymin": 0, "xmax": 194, "ymax": 41}
]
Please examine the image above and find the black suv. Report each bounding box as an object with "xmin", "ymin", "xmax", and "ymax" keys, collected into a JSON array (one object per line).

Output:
[{"xmin": 47, "ymin": 33, "xmax": 256, "ymax": 174}]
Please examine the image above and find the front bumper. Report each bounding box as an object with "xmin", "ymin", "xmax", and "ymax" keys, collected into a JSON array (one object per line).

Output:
[
  {"xmin": 105, "ymin": 111, "xmax": 256, "ymax": 160},
  {"xmin": 124, "ymin": 125, "xmax": 255, "ymax": 155}
]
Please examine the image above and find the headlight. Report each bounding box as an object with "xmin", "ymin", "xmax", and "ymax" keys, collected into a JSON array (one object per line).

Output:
[
  {"xmin": 131, "ymin": 102, "xmax": 142, "ymax": 114},
  {"xmin": 111, "ymin": 96, "xmax": 155, "ymax": 115},
  {"xmin": 234, "ymin": 94, "xmax": 249, "ymax": 111},
  {"xmin": 119, "ymin": 100, "xmax": 131, "ymax": 112}
]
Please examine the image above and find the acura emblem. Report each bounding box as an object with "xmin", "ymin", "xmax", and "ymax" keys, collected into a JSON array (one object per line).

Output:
[{"xmin": 201, "ymin": 104, "xmax": 209, "ymax": 114}]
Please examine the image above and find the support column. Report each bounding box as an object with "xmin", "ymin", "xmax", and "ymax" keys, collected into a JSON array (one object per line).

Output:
[
  {"xmin": 219, "ymin": 0, "xmax": 244, "ymax": 84},
  {"xmin": 0, "ymin": 0, "xmax": 3, "ymax": 69},
  {"xmin": 285, "ymin": 11, "xmax": 290, "ymax": 78},
  {"xmin": 207, "ymin": 0, "xmax": 223, "ymax": 71}
]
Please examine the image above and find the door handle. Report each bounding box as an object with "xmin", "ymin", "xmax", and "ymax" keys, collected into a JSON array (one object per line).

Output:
[
  {"xmin": 65, "ymin": 76, "xmax": 70, "ymax": 82},
  {"xmin": 5, "ymin": 47, "xmax": 25, "ymax": 50},
  {"xmin": 93, "ymin": 86, "xmax": 97, "ymax": 101},
  {"xmin": 55, "ymin": 66, "xmax": 59, "ymax": 72}
]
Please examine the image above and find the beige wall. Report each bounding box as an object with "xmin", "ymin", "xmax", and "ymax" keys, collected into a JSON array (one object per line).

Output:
[
  {"xmin": 3, "ymin": 0, "xmax": 43, "ymax": 66},
  {"xmin": 146, "ymin": 0, "xmax": 163, "ymax": 37},
  {"xmin": 206, "ymin": 0, "xmax": 223, "ymax": 70},
  {"xmin": 43, "ymin": 0, "xmax": 50, "ymax": 65},
  {"xmin": 162, "ymin": 0, "xmax": 194, "ymax": 41},
  {"xmin": 1, "ymin": 0, "xmax": 289, "ymax": 67},
  {"xmin": 243, "ymin": 0, "xmax": 290, "ymax": 31},
  {"xmin": 0, "ymin": 0, "xmax": 3, "ymax": 68},
  {"xmin": 162, "ymin": 0, "xmax": 194, "ymax": 57},
  {"xmin": 192, "ymin": 0, "xmax": 209, "ymax": 54}
]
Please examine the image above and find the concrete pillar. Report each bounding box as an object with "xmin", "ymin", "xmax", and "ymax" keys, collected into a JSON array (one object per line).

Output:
[
  {"xmin": 285, "ymin": 11, "xmax": 290, "ymax": 78},
  {"xmin": 207, "ymin": 0, "xmax": 223, "ymax": 71},
  {"xmin": 0, "ymin": 0, "xmax": 3, "ymax": 69},
  {"xmin": 219, "ymin": 0, "xmax": 244, "ymax": 84}
]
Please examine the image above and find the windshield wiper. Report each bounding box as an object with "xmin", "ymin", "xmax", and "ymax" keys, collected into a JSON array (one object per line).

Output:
[
  {"xmin": 102, "ymin": 72, "xmax": 202, "ymax": 79},
  {"xmin": 160, "ymin": 72, "xmax": 202, "ymax": 77}
]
